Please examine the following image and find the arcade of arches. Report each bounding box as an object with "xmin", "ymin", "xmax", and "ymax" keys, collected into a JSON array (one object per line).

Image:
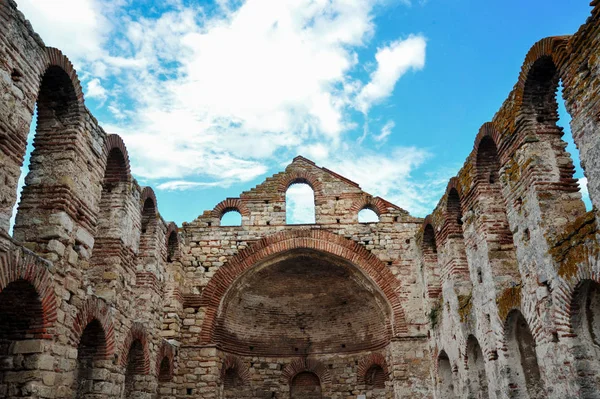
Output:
[{"xmin": 1, "ymin": 1, "xmax": 600, "ymax": 398}]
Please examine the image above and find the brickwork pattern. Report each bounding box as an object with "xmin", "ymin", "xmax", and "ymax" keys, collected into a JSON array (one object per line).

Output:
[{"xmin": 1, "ymin": 0, "xmax": 600, "ymax": 398}]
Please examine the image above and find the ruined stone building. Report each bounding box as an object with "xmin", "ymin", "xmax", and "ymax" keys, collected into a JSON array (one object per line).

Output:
[{"xmin": 1, "ymin": 0, "xmax": 600, "ymax": 398}]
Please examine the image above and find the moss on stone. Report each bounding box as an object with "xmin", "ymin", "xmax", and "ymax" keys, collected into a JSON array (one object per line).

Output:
[
  {"xmin": 496, "ymin": 284, "xmax": 522, "ymax": 323},
  {"xmin": 457, "ymin": 292, "xmax": 472, "ymax": 323},
  {"xmin": 547, "ymin": 210, "xmax": 598, "ymax": 280}
]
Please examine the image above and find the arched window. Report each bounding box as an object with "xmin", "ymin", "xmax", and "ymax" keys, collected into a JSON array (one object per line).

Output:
[
  {"xmin": 437, "ymin": 351, "xmax": 455, "ymax": 399},
  {"xmin": 221, "ymin": 210, "xmax": 242, "ymax": 226},
  {"xmin": 556, "ymin": 83, "xmax": 592, "ymax": 210},
  {"xmin": 0, "ymin": 280, "xmax": 46, "ymax": 396},
  {"xmin": 291, "ymin": 371, "xmax": 322, "ymax": 399},
  {"xmin": 286, "ymin": 182, "xmax": 315, "ymax": 224},
  {"xmin": 505, "ymin": 310, "xmax": 543, "ymax": 398},
  {"xmin": 74, "ymin": 319, "xmax": 107, "ymax": 398},
  {"xmin": 466, "ymin": 335, "xmax": 488, "ymax": 398},
  {"xmin": 570, "ymin": 280, "xmax": 600, "ymax": 397},
  {"xmin": 8, "ymin": 110, "xmax": 36, "ymax": 235},
  {"xmin": 521, "ymin": 55, "xmax": 587, "ymax": 234},
  {"xmin": 358, "ymin": 207, "xmax": 379, "ymax": 223},
  {"xmin": 124, "ymin": 339, "xmax": 145, "ymax": 398},
  {"xmin": 13, "ymin": 65, "xmax": 83, "ymax": 251}
]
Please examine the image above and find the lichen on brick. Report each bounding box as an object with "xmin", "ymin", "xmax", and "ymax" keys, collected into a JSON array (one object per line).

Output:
[{"xmin": 547, "ymin": 210, "xmax": 599, "ymax": 280}]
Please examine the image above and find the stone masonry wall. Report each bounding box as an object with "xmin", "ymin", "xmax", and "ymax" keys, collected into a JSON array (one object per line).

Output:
[{"xmin": 1, "ymin": 0, "xmax": 600, "ymax": 398}]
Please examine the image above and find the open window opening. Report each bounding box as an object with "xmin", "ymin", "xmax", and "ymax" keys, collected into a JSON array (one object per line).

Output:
[
  {"xmin": 556, "ymin": 82, "xmax": 592, "ymax": 211},
  {"xmin": 13, "ymin": 65, "xmax": 82, "ymax": 248},
  {"xmin": 358, "ymin": 207, "xmax": 379, "ymax": 223},
  {"xmin": 286, "ymin": 182, "xmax": 315, "ymax": 224},
  {"xmin": 221, "ymin": 210, "xmax": 242, "ymax": 226},
  {"xmin": 9, "ymin": 110, "xmax": 35, "ymax": 235}
]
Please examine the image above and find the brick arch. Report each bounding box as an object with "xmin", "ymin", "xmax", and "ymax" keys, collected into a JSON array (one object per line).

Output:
[
  {"xmin": 554, "ymin": 269, "xmax": 600, "ymax": 338},
  {"xmin": 278, "ymin": 170, "xmax": 323, "ymax": 197},
  {"xmin": 43, "ymin": 47, "xmax": 85, "ymax": 106},
  {"xmin": 419, "ymin": 215, "xmax": 440, "ymax": 246},
  {"xmin": 212, "ymin": 198, "xmax": 250, "ymax": 219},
  {"xmin": 71, "ymin": 296, "xmax": 115, "ymax": 359},
  {"xmin": 104, "ymin": 134, "xmax": 132, "ymax": 182},
  {"xmin": 357, "ymin": 353, "xmax": 389, "ymax": 384},
  {"xmin": 0, "ymin": 249, "xmax": 57, "ymax": 337},
  {"xmin": 514, "ymin": 36, "xmax": 571, "ymax": 115},
  {"xmin": 156, "ymin": 340, "xmax": 175, "ymax": 380},
  {"xmin": 349, "ymin": 195, "xmax": 388, "ymax": 217},
  {"xmin": 282, "ymin": 358, "xmax": 331, "ymax": 385},
  {"xmin": 140, "ymin": 187, "xmax": 157, "ymax": 214},
  {"xmin": 501, "ymin": 306, "xmax": 544, "ymax": 345},
  {"xmin": 473, "ymin": 122, "xmax": 506, "ymax": 165},
  {"xmin": 199, "ymin": 229, "xmax": 407, "ymax": 344},
  {"xmin": 119, "ymin": 322, "xmax": 151, "ymax": 373},
  {"xmin": 439, "ymin": 178, "xmax": 466, "ymax": 240},
  {"xmin": 220, "ymin": 354, "xmax": 250, "ymax": 385},
  {"xmin": 418, "ymin": 215, "xmax": 442, "ymax": 298}
]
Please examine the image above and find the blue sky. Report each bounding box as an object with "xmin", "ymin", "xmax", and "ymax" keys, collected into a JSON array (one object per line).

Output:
[{"xmin": 12, "ymin": 0, "xmax": 593, "ymax": 227}]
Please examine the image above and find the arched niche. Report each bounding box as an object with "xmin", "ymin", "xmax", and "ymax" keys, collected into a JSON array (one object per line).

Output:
[
  {"xmin": 291, "ymin": 371, "xmax": 322, "ymax": 399},
  {"xmin": 421, "ymin": 222, "xmax": 441, "ymax": 298},
  {"xmin": 74, "ymin": 319, "xmax": 109, "ymax": 398},
  {"xmin": 474, "ymin": 133, "xmax": 519, "ymax": 289},
  {"xmin": 214, "ymin": 249, "xmax": 392, "ymax": 356},
  {"xmin": 437, "ymin": 351, "xmax": 455, "ymax": 399},
  {"xmin": 570, "ymin": 280, "xmax": 600, "ymax": 397},
  {"xmin": 466, "ymin": 335, "xmax": 488, "ymax": 399},
  {"xmin": 504, "ymin": 310, "xmax": 543, "ymax": 399},
  {"xmin": 0, "ymin": 280, "xmax": 48, "ymax": 397}
]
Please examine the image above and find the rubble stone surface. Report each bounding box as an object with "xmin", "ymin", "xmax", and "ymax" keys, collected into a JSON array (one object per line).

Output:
[{"xmin": 1, "ymin": 1, "xmax": 600, "ymax": 398}]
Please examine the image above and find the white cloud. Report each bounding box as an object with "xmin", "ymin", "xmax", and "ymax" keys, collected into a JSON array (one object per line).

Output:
[
  {"xmin": 86, "ymin": 78, "xmax": 107, "ymax": 101},
  {"xmin": 14, "ymin": 0, "xmax": 439, "ymax": 217},
  {"xmin": 358, "ymin": 208, "xmax": 380, "ymax": 222},
  {"xmin": 322, "ymin": 146, "xmax": 450, "ymax": 216},
  {"xmin": 16, "ymin": 0, "xmax": 112, "ymax": 63},
  {"xmin": 374, "ymin": 120, "xmax": 395, "ymax": 142},
  {"xmin": 156, "ymin": 180, "xmax": 223, "ymax": 191},
  {"xmin": 356, "ymin": 36, "xmax": 426, "ymax": 113},
  {"xmin": 579, "ymin": 177, "xmax": 589, "ymax": 198},
  {"xmin": 286, "ymin": 183, "xmax": 316, "ymax": 224}
]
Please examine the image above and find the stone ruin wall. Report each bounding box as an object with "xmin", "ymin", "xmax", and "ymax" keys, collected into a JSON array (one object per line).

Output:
[{"xmin": 0, "ymin": 0, "xmax": 600, "ymax": 398}]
